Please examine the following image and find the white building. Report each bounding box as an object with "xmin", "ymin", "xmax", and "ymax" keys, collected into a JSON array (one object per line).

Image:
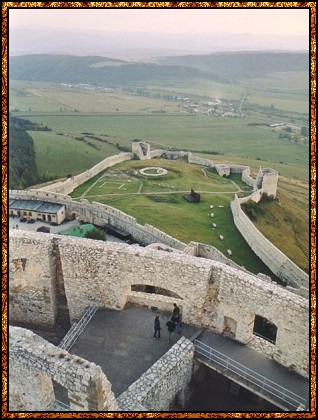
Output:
[{"xmin": 9, "ymin": 198, "xmax": 66, "ymax": 225}]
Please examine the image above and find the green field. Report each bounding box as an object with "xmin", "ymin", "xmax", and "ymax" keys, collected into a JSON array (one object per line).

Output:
[
  {"xmin": 14, "ymin": 113, "xmax": 309, "ymax": 180},
  {"xmin": 9, "ymin": 77, "xmax": 310, "ymax": 277}
]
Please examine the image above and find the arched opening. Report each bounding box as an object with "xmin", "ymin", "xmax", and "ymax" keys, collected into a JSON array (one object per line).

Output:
[
  {"xmin": 253, "ymin": 315, "xmax": 277, "ymax": 344},
  {"xmin": 131, "ymin": 284, "xmax": 181, "ymax": 299}
]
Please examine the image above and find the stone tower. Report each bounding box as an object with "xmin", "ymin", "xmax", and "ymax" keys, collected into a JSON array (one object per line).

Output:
[
  {"xmin": 255, "ymin": 167, "xmax": 278, "ymax": 198},
  {"xmin": 132, "ymin": 141, "xmax": 151, "ymax": 160}
]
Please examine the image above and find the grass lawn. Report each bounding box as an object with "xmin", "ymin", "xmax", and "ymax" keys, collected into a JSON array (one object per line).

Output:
[{"xmin": 69, "ymin": 159, "xmax": 298, "ymax": 280}]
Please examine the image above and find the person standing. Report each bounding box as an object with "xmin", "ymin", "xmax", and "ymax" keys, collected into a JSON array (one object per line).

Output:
[
  {"xmin": 166, "ymin": 317, "xmax": 176, "ymax": 343},
  {"xmin": 172, "ymin": 303, "xmax": 180, "ymax": 323},
  {"xmin": 153, "ymin": 315, "xmax": 161, "ymax": 339}
]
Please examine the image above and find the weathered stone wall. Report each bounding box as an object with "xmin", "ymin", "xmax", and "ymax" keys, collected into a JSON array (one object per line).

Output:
[
  {"xmin": 231, "ymin": 195, "xmax": 309, "ymax": 288},
  {"xmin": 241, "ymin": 167, "xmax": 256, "ymax": 188},
  {"xmin": 188, "ymin": 154, "xmax": 215, "ymax": 167},
  {"xmin": 56, "ymin": 236, "xmax": 212, "ymax": 324},
  {"xmin": 37, "ymin": 153, "xmax": 134, "ymax": 195},
  {"xmin": 10, "ymin": 178, "xmax": 306, "ymax": 289},
  {"xmin": 9, "ymin": 230, "xmax": 309, "ymax": 377},
  {"xmin": 117, "ymin": 337, "xmax": 194, "ymax": 411},
  {"xmin": 10, "ymin": 190, "xmax": 186, "ymax": 251},
  {"xmin": 9, "ymin": 232, "xmax": 58, "ymax": 329},
  {"xmin": 132, "ymin": 141, "xmax": 151, "ymax": 160},
  {"xmin": 255, "ymin": 168, "xmax": 278, "ymax": 197},
  {"xmin": 209, "ymin": 262, "xmax": 309, "ymax": 378},
  {"xmin": 184, "ymin": 241, "xmax": 248, "ymax": 273},
  {"xmin": 9, "ymin": 326, "xmax": 118, "ymax": 411}
]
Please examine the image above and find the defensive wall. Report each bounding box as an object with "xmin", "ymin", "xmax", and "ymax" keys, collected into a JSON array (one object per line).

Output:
[
  {"xmin": 117, "ymin": 337, "xmax": 194, "ymax": 411},
  {"xmin": 36, "ymin": 152, "xmax": 134, "ymax": 195},
  {"xmin": 231, "ymin": 195, "xmax": 308, "ymax": 288},
  {"xmin": 9, "ymin": 229, "xmax": 309, "ymax": 378},
  {"xmin": 9, "ymin": 189, "xmax": 186, "ymax": 251},
  {"xmin": 11, "ymin": 188, "xmax": 308, "ymax": 290}
]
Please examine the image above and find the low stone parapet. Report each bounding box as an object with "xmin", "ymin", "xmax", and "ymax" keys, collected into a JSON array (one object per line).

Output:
[{"xmin": 117, "ymin": 336, "xmax": 194, "ymax": 411}]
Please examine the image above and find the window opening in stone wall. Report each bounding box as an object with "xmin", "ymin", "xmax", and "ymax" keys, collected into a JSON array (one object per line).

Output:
[
  {"xmin": 253, "ymin": 315, "xmax": 277, "ymax": 344},
  {"xmin": 131, "ymin": 284, "xmax": 182, "ymax": 299},
  {"xmin": 21, "ymin": 258, "xmax": 27, "ymax": 271},
  {"xmin": 52, "ymin": 379, "xmax": 70, "ymax": 407}
]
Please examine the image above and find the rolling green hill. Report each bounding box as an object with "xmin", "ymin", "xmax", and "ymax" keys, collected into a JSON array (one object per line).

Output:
[
  {"xmin": 158, "ymin": 51, "xmax": 309, "ymax": 81},
  {"xmin": 9, "ymin": 54, "xmax": 228, "ymax": 85},
  {"xmin": 9, "ymin": 52, "xmax": 308, "ymax": 86}
]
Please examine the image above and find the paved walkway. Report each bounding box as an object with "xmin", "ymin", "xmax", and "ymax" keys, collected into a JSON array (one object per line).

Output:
[
  {"xmin": 195, "ymin": 329, "xmax": 309, "ymax": 410},
  {"xmin": 69, "ymin": 303, "xmax": 198, "ymax": 397},
  {"xmin": 66, "ymin": 303, "xmax": 309, "ymax": 410}
]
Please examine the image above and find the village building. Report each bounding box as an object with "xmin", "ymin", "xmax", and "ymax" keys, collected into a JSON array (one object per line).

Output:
[{"xmin": 9, "ymin": 198, "xmax": 66, "ymax": 225}]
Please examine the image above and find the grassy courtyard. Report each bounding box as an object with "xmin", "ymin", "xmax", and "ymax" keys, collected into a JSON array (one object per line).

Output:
[{"xmin": 70, "ymin": 159, "xmax": 285, "ymax": 279}]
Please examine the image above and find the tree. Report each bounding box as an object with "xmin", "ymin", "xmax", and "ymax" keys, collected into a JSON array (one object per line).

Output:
[{"xmin": 84, "ymin": 227, "xmax": 106, "ymax": 241}]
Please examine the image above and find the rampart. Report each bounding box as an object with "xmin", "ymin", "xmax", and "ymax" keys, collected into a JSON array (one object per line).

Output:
[
  {"xmin": 231, "ymin": 195, "xmax": 308, "ymax": 288},
  {"xmin": 9, "ymin": 189, "xmax": 186, "ymax": 251},
  {"xmin": 9, "ymin": 326, "xmax": 118, "ymax": 411},
  {"xmin": 9, "ymin": 170, "xmax": 308, "ymax": 288},
  {"xmin": 118, "ymin": 337, "xmax": 194, "ymax": 411},
  {"xmin": 9, "ymin": 229, "xmax": 309, "ymax": 378},
  {"xmin": 36, "ymin": 152, "xmax": 134, "ymax": 195}
]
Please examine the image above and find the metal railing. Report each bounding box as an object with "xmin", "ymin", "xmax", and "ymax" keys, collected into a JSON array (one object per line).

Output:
[
  {"xmin": 194, "ymin": 339, "xmax": 307, "ymax": 411},
  {"xmin": 51, "ymin": 399, "xmax": 70, "ymax": 411},
  {"xmin": 58, "ymin": 306, "xmax": 98, "ymax": 351}
]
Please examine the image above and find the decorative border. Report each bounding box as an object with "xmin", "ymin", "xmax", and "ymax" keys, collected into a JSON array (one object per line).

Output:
[{"xmin": 2, "ymin": 2, "xmax": 316, "ymax": 418}]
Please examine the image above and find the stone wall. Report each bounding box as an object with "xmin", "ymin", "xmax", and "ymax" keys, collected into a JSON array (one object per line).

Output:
[
  {"xmin": 9, "ymin": 326, "xmax": 118, "ymax": 411},
  {"xmin": 9, "ymin": 230, "xmax": 309, "ymax": 377},
  {"xmin": 37, "ymin": 152, "xmax": 134, "ymax": 195},
  {"xmin": 188, "ymin": 154, "xmax": 214, "ymax": 167},
  {"xmin": 241, "ymin": 167, "xmax": 256, "ymax": 188},
  {"xmin": 10, "ymin": 190, "xmax": 186, "ymax": 251},
  {"xmin": 9, "ymin": 232, "xmax": 58, "ymax": 329},
  {"xmin": 231, "ymin": 195, "xmax": 308, "ymax": 288},
  {"xmin": 10, "ymin": 176, "xmax": 307, "ymax": 288},
  {"xmin": 184, "ymin": 241, "xmax": 248, "ymax": 273},
  {"xmin": 210, "ymin": 262, "xmax": 309, "ymax": 377},
  {"xmin": 117, "ymin": 337, "xmax": 194, "ymax": 411}
]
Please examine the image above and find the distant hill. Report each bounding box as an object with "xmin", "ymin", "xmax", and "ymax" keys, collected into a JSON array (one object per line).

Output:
[
  {"xmin": 9, "ymin": 52, "xmax": 308, "ymax": 86},
  {"xmin": 9, "ymin": 54, "xmax": 228, "ymax": 85},
  {"xmin": 9, "ymin": 25, "xmax": 309, "ymax": 58},
  {"xmin": 158, "ymin": 51, "xmax": 309, "ymax": 81}
]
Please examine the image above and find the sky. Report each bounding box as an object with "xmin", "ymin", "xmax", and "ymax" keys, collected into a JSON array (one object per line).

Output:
[{"xmin": 9, "ymin": 7, "xmax": 310, "ymax": 37}]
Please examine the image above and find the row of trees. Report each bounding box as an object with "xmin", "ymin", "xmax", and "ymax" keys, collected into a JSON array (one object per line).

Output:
[{"xmin": 9, "ymin": 115, "xmax": 40, "ymax": 190}]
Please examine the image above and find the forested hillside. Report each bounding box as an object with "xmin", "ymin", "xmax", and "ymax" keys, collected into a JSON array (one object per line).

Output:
[
  {"xmin": 158, "ymin": 51, "xmax": 309, "ymax": 80},
  {"xmin": 9, "ymin": 54, "xmax": 228, "ymax": 85},
  {"xmin": 9, "ymin": 115, "xmax": 40, "ymax": 189}
]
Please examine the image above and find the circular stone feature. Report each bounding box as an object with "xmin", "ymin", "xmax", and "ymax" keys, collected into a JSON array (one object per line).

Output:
[{"xmin": 139, "ymin": 167, "xmax": 168, "ymax": 177}]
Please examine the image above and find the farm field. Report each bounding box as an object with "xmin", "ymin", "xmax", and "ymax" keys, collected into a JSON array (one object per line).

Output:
[{"xmin": 15, "ymin": 113, "xmax": 309, "ymax": 179}]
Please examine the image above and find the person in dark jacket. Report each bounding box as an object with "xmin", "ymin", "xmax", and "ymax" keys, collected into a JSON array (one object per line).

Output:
[
  {"xmin": 166, "ymin": 317, "xmax": 176, "ymax": 343},
  {"xmin": 172, "ymin": 303, "xmax": 180, "ymax": 323},
  {"xmin": 154, "ymin": 315, "xmax": 161, "ymax": 339}
]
